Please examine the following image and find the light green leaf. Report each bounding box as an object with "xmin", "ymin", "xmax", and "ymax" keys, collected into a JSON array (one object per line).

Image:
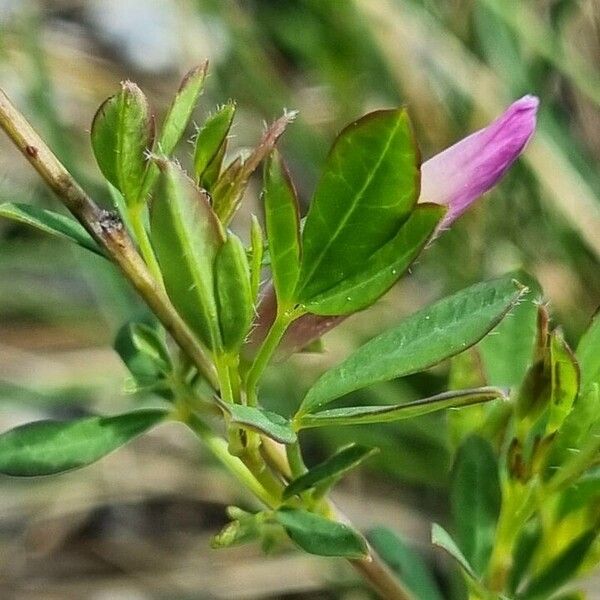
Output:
[
  {"xmin": 431, "ymin": 523, "xmax": 477, "ymax": 580},
  {"xmin": 296, "ymin": 109, "xmax": 419, "ymax": 303},
  {"xmin": 91, "ymin": 81, "xmax": 155, "ymax": 205},
  {"xmin": 547, "ymin": 330, "xmax": 579, "ymax": 433},
  {"xmin": 263, "ymin": 149, "xmax": 301, "ymax": 306},
  {"xmin": 577, "ymin": 311, "xmax": 600, "ymax": 394},
  {"xmin": 299, "ymin": 277, "xmax": 526, "ymax": 415},
  {"xmin": 274, "ymin": 507, "xmax": 368, "ymax": 558},
  {"xmin": 302, "ymin": 203, "xmax": 444, "ymax": 315},
  {"xmin": 249, "ymin": 215, "xmax": 264, "ymax": 305},
  {"xmin": 0, "ymin": 410, "xmax": 168, "ymax": 476},
  {"xmin": 222, "ymin": 403, "xmax": 296, "ymax": 444},
  {"xmin": 368, "ymin": 527, "xmax": 444, "ymax": 600},
  {"xmin": 0, "ymin": 202, "xmax": 102, "ymax": 256},
  {"xmin": 450, "ymin": 436, "xmax": 501, "ymax": 576},
  {"xmin": 215, "ymin": 234, "xmax": 253, "ymax": 351},
  {"xmin": 150, "ymin": 160, "xmax": 224, "ymax": 350},
  {"xmin": 194, "ymin": 101, "xmax": 236, "ymax": 187},
  {"xmin": 283, "ymin": 444, "xmax": 377, "ymax": 499},
  {"xmin": 296, "ymin": 387, "xmax": 506, "ymax": 429}
]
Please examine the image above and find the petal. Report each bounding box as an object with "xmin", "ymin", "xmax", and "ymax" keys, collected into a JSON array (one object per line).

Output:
[{"xmin": 419, "ymin": 95, "xmax": 539, "ymax": 225}]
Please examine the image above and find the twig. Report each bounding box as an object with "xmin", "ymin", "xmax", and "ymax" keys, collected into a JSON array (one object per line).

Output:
[{"xmin": 0, "ymin": 87, "xmax": 218, "ymax": 389}]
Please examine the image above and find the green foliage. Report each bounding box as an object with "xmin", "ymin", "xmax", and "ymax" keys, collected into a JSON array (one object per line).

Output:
[
  {"xmin": 431, "ymin": 523, "xmax": 478, "ymax": 580},
  {"xmin": 0, "ymin": 410, "xmax": 168, "ymax": 476},
  {"xmin": 296, "ymin": 109, "xmax": 419, "ymax": 303},
  {"xmin": 222, "ymin": 403, "xmax": 296, "ymax": 444},
  {"xmin": 299, "ymin": 276, "xmax": 525, "ymax": 414},
  {"xmin": 577, "ymin": 311, "xmax": 600, "ymax": 394},
  {"xmin": 0, "ymin": 202, "xmax": 102, "ymax": 256},
  {"xmin": 274, "ymin": 507, "xmax": 368, "ymax": 558}
]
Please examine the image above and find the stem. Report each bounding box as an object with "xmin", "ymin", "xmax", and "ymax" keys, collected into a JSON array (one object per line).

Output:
[
  {"xmin": 129, "ymin": 203, "xmax": 164, "ymax": 286},
  {"xmin": 245, "ymin": 307, "xmax": 301, "ymax": 406},
  {"xmin": 186, "ymin": 414, "xmax": 279, "ymax": 508},
  {"xmin": 350, "ymin": 553, "xmax": 416, "ymax": 600},
  {"xmin": 0, "ymin": 87, "xmax": 217, "ymax": 389},
  {"xmin": 286, "ymin": 440, "xmax": 308, "ymax": 478}
]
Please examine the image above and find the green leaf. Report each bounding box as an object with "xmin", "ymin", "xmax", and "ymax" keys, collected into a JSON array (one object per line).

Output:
[
  {"xmin": 577, "ymin": 311, "xmax": 600, "ymax": 393},
  {"xmin": 160, "ymin": 63, "xmax": 207, "ymax": 155},
  {"xmin": 215, "ymin": 234, "xmax": 253, "ymax": 351},
  {"xmin": 150, "ymin": 160, "xmax": 224, "ymax": 349},
  {"xmin": 221, "ymin": 403, "xmax": 296, "ymax": 444},
  {"xmin": 546, "ymin": 330, "xmax": 580, "ymax": 433},
  {"xmin": 114, "ymin": 320, "xmax": 172, "ymax": 388},
  {"xmin": 249, "ymin": 214, "xmax": 264, "ymax": 305},
  {"xmin": 283, "ymin": 444, "xmax": 378, "ymax": 499},
  {"xmin": 296, "ymin": 109, "xmax": 419, "ymax": 303},
  {"xmin": 91, "ymin": 81, "xmax": 155, "ymax": 205},
  {"xmin": 274, "ymin": 507, "xmax": 368, "ymax": 558},
  {"xmin": 303, "ymin": 203, "xmax": 444, "ymax": 315},
  {"xmin": 450, "ymin": 436, "xmax": 501, "ymax": 575},
  {"xmin": 431, "ymin": 523, "xmax": 477, "ymax": 580},
  {"xmin": 521, "ymin": 528, "xmax": 598, "ymax": 600},
  {"xmin": 299, "ymin": 277, "xmax": 526, "ymax": 415},
  {"xmin": 263, "ymin": 150, "xmax": 301, "ymax": 306},
  {"xmin": 368, "ymin": 527, "xmax": 444, "ymax": 600},
  {"xmin": 0, "ymin": 410, "xmax": 168, "ymax": 476},
  {"xmin": 296, "ymin": 387, "xmax": 506, "ymax": 429},
  {"xmin": 478, "ymin": 271, "xmax": 541, "ymax": 387},
  {"xmin": 508, "ymin": 518, "xmax": 542, "ymax": 595},
  {"xmin": 194, "ymin": 101, "xmax": 236, "ymax": 187},
  {"xmin": 0, "ymin": 202, "xmax": 102, "ymax": 256}
]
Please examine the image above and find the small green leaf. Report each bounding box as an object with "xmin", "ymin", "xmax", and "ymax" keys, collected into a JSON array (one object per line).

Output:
[
  {"xmin": 222, "ymin": 403, "xmax": 296, "ymax": 444},
  {"xmin": 283, "ymin": 444, "xmax": 377, "ymax": 499},
  {"xmin": 274, "ymin": 507, "xmax": 368, "ymax": 558},
  {"xmin": 299, "ymin": 277, "xmax": 526, "ymax": 415},
  {"xmin": 547, "ymin": 330, "xmax": 579, "ymax": 433},
  {"xmin": 450, "ymin": 437, "xmax": 501, "ymax": 576},
  {"xmin": 431, "ymin": 523, "xmax": 477, "ymax": 580},
  {"xmin": 0, "ymin": 202, "xmax": 102, "ymax": 256},
  {"xmin": 478, "ymin": 271, "xmax": 541, "ymax": 387},
  {"xmin": 263, "ymin": 150, "xmax": 301, "ymax": 306},
  {"xmin": 368, "ymin": 527, "xmax": 444, "ymax": 600},
  {"xmin": 0, "ymin": 410, "xmax": 168, "ymax": 476},
  {"xmin": 150, "ymin": 160, "xmax": 224, "ymax": 349},
  {"xmin": 577, "ymin": 311, "xmax": 600, "ymax": 394},
  {"xmin": 296, "ymin": 387, "xmax": 506, "ymax": 429},
  {"xmin": 509, "ymin": 518, "xmax": 542, "ymax": 594},
  {"xmin": 91, "ymin": 81, "xmax": 155, "ymax": 205},
  {"xmin": 194, "ymin": 101, "xmax": 236, "ymax": 187},
  {"xmin": 303, "ymin": 203, "xmax": 444, "ymax": 315},
  {"xmin": 521, "ymin": 528, "xmax": 598, "ymax": 600},
  {"xmin": 215, "ymin": 234, "xmax": 253, "ymax": 351},
  {"xmin": 160, "ymin": 63, "xmax": 207, "ymax": 155},
  {"xmin": 249, "ymin": 214, "xmax": 264, "ymax": 305},
  {"xmin": 296, "ymin": 109, "xmax": 419, "ymax": 303}
]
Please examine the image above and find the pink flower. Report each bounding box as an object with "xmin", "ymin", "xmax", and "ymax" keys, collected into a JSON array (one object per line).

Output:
[
  {"xmin": 249, "ymin": 96, "xmax": 539, "ymax": 358},
  {"xmin": 420, "ymin": 95, "xmax": 539, "ymax": 227}
]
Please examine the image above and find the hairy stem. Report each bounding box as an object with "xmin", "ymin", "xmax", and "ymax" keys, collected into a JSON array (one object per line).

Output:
[{"xmin": 0, "ymin": 87, "xmax": 217, "ymax": 389}]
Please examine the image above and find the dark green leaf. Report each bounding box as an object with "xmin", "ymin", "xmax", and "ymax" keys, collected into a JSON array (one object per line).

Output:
[
  {"xmin": 577, "ymin": 311, "xmax": 600, "ymax": 394},
  {"xmin": 0, "ymin": 410, "xmax": 168, "ymax": 476},
  {"xmin": 296, "ymin": 109, "xmax": 419, "ymax": 302},
  {"xmin": 521, "ymin": 528, "xmax": 598, "ymax": 599},
  {"xmin": 547, "ymin": 331, "xmax": 579, "ymax": 433},
  {"xmin": 215, "ymin": 234, "xmax": 253, "ymax": 351},
  {"xmin": 299, "ymin": 277, "xmax": 526, "ymax": 415},
  {"xmin": 302, "ymin": 203, "xmax": 444, "ymax": 315},
  {"xmin": 478, "ymin": 271, "xmax": 541, "ymax": 387},
  {"xmin": 296, "ymin": 388, "xmax": 506, "ymax": 429},
  {"xmin": 450, "ymin": 436, "xmax": 501, "ymax": 575},
  {"xmin": 274, "ymin": 507, "xmax": 368, "ymax": 558},
  {"xmin": 368, "ymin": 527, "xmax": 444, "ymax": 600},
  {"xmin": 0, "ymin": 202, "xmax": 102, "ymax": 256},
  {"xmin": 263, "ymin": 150, "xmax": 301, "ymax": 306},
  {"xmin": 283, "ymin": 444, "xmax": 377, "ymax": 499},
  {"xmin": 91, "ymin": 81, "xmax": 154, "ymax": 205},
  {"xmin": 194, "ymin": 101, "xmax": 236, "ymax": 187},
  {"xmin": 431, "ymin": 523, "xmax": 477, "ymax": 580},
  {"xmin": 508, "ymin": 518, "xmax": 542, "ymax": 595},
  {"xmin": 222, "ymin": 403, "xmax": 296, "ymax": 444},
  {"xmin": 150, "ymin": 160, "xmax": 224, "ymax": 349}
]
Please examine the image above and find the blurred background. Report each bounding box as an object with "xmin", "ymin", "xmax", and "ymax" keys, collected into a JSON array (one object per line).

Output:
[{"xmin": 0, "ymin": 0, "xmax": 599, "ymax": 598}]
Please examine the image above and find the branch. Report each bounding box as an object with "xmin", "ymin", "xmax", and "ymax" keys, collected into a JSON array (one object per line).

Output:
[{"xmin": 0, "ymin": 87, "xmax": 217, "ymax": 389}]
